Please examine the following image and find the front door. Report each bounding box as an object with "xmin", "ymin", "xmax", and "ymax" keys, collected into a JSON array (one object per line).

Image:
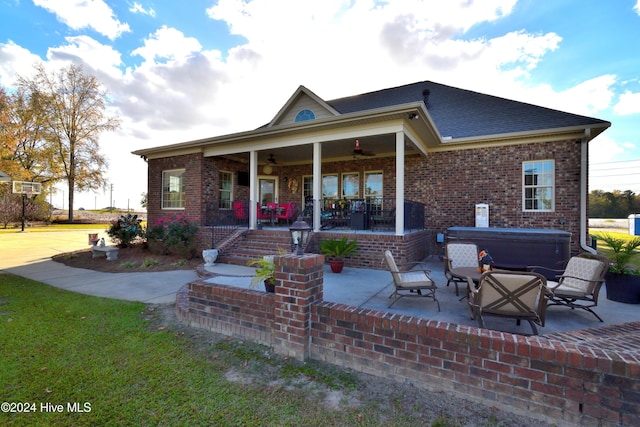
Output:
[{"xmin": 258, "ymin": 177, "xmax": 277, "ymax": 205}]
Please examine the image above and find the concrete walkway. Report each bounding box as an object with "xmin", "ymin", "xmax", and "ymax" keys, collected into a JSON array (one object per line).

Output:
[{"xmin": 2, "ymin": 228, "xmax": 639, "ymax": 336}]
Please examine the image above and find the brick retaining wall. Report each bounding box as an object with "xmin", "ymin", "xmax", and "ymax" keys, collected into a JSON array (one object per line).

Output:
[
  {"xmin": 310, "ymin": 302, "xmax": 640, "ymax": 427},
  {"xmin": 177, "ymin": 254, "xmax": 640, "ymax": 426}
]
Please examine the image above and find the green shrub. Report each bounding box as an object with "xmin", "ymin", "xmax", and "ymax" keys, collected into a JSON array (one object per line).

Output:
[
  {"xmin": 145, "ymin": 214, "xmax": 199, "ymax": 257},
  {"xmin": 107, "ymin": 213, "xmax": 144, "ymax": 247},
  {"xmin": 318, "ymin": 237, "xmax": 358, "ymax": 259},
  {"xmin": 598, "ymin": 233, "xmax": 640, "ymax": 274},
  {"xmin": 142, "ymin": 258, "xmax": 161, "ymax": 268},
  {"xmin": 119, "ymin": 261, "xmax": 137, "ymax": 269}
]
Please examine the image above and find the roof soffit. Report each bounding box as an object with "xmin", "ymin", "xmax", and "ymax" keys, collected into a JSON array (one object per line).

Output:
[
  {"xmin": 131, "ymin": 102, "xmax": 437, "ymax": 158},
  {"xmin": 431, "ymin": 121, "xmax": 611, "ymax": 150}
]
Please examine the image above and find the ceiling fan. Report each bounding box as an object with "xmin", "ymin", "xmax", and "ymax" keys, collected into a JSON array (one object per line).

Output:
[
  {"xmin": 352, "ymin": 139, "xmax": 375, "ymax": 157},
  {"xmin": 267, "ymin": 153, "xmax": 277, "ymax": 164}
]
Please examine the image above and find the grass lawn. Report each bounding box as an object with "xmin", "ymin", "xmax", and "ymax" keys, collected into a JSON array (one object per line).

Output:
[{"xmin": 1, "ymin": 274, "xmax": 378, "ymax": 426}]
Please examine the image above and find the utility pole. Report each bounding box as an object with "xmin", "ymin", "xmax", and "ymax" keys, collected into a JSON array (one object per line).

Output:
[{"xmin": 110, "ymin": 184, "xmax": 114, "ymax": 212}]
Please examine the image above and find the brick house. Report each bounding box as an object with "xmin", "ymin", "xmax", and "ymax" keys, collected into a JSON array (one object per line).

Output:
[{"xmin": 132, "ymin": 80, "xmax": 610, "ymax": 265}]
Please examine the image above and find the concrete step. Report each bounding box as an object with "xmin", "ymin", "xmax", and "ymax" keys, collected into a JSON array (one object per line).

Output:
[{"xmin": 221, "ymin": 229, "xmax": 293, "ymax": 266}]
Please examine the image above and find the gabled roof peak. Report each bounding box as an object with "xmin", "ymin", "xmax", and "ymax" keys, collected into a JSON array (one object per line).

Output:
[{"xmin": 267, "ymin": 85, "xmax": 339, "ymax": 127}]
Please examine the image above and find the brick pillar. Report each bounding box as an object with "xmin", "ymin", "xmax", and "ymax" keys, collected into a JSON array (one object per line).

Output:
[{"xmin": 272, "ymin": 253, "xmax": 324, "ymax": 361}]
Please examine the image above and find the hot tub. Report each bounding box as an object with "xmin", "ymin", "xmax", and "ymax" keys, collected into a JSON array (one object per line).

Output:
[{"xmin": 446, "ymin": 227, "xmax": 572, "ymax": 278}]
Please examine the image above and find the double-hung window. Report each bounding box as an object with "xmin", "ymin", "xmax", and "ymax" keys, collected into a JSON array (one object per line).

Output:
[
  {"xmin": 322, "ymin": 174, "xmax": 338, "ymax": 199},
  {"xmin": 364, "ymin": 171, "xmax": 383, "ymax": 210},
  {"xmin": 341, "ymin": 173, "xmax": 359, "ymax": 198},
  {"xmin": 523, "ymin": 160, "xmax": 554, "ymax": 211},
  {"xmin": 162, "ymin": 169, "xmax": 185, "ymax": 209},
  {"xmin": 219, "ymin": 171, "xmax": 232, "ymax": 209}
]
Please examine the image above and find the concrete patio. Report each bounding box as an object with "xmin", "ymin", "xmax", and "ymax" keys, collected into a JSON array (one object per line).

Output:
[
  {"xmin": 1, "ymin": 227, "xmax": 638, "ymax": 337},
  {"xmin": 203, "ymin": 256, "xmax": 640, "ymax": 337}
]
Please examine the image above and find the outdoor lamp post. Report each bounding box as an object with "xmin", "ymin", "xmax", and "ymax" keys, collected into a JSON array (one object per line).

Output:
[{"xmin": 289, "ymin": 216, "xmax": 311, "ymax": 255}]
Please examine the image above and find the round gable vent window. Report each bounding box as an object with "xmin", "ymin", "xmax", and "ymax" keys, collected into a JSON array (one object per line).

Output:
[{"xmin": 295, "ymin": 109, "xmax": 315, "ymax": 122}]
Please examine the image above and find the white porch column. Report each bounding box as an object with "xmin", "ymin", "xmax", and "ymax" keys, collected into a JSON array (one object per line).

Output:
[
  {"xmin": 249, "ymin": 150, "xmax": 258, "ymax": 229},
  {"xmin": 395, "ymin": 131, "xmax": 405, "ymax": 235},
  {"xmin": 313, "ymin": 142, "xmax": 322, "ymax": 232}
]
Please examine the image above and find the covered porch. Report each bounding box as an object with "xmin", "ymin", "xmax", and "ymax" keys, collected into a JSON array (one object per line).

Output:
[
  {"xmin": 193, "ymin": 90, "xmax": 438, "ymax": 235},
  {"xmin": 204, "ymin": 197, "xmax": 426, "ymax": 233}
]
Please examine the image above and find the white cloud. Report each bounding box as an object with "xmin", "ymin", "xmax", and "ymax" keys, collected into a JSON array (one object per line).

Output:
[
  {"xmin": 46, "ymin": 36, "xmax": 124, "ymax": 79},
  {"xmin": 203, "ymin": 0, "xmax": 558, "ymax": 129},
  {"xmin": 0, "ymin": 41, "xmax": 43, "ymax": 86},
  {"xmin": 115, "ymin": 26, "xmax": 229, "ymax": 133},
  {"xmin": 589, "ymin": 134, "xmax": 640, "ymax": 192},
  {"xmin": 635, "ymin": 0, "xmax": 640, "ymax": 15},
  {"xmin": 130, "ymin": 2, "xmax": 156, "ymax": 17},
  {"xmin": 4, "ymin": 0, "xmax": 634, "ymax": 208},
  {"xmin": 560, "ymin": 75, "xmax": 616, "ymax": 114},
  {"xmin": 614, "ymin": 91, "xmax": 640, "ymax": 115},
  {"xmin": 474, "ymin": 74, "xmax": 616, "ymax": 118},
  {"xmin": 33, "ymin": 0, "xmax": 130, "ymax": 40},
  {"xmin": 590, "ymin": 134, "xmax": 625, "ymax": 163},
  {"xmin": 132, "ymin": 26, "xmax": 203, "ymax": 63}
]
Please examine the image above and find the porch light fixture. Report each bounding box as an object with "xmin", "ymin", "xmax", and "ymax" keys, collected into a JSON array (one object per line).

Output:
[
  {"xmin": 289, "ymin": 216, "xmax": 311, "ymax": 255},
  {"xmin": 408, "ymin": 113, "xmax": 418, "ymax": 120}
]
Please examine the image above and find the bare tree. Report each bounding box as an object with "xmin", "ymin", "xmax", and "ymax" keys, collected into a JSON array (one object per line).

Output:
[{"xmin": 18, "ymin": 64, "xmax": 120, "ymax": 222}]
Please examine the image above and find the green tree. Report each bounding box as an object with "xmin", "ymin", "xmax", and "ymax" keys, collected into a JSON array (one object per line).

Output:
[
  {"xmin": 17, "ymin": 64, "xmax": 120, "ymax": 222},
  {"xmin": 589, "ymin": 189, "xmax": 640, "ymax": 218},
  {"xmin": 588, "ymin": 190, "xmax": 608, "ymax": 218},
  {"xmin": 0, "ymin": 87, "xmax": 59, "ymax": 185}
]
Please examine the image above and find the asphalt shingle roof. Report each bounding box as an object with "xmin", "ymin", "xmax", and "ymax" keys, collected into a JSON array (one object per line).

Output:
[{"xmin": 327, "ymin": 81, "xmax": 610, "ymax": 139}]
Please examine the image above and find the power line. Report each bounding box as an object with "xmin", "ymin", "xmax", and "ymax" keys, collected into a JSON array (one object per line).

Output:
[
  {"xmin": 590, "ymin": 172, "xmax": 639, "ymax": 178},
  {"xmin": 590, "ymin": 159, "xmax": 640, "ymax": 166}
]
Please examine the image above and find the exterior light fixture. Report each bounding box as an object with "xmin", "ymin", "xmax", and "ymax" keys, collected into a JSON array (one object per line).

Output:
[{"xmin": 289, "ymin": 216, "xmax": 311, "ymax": 255}]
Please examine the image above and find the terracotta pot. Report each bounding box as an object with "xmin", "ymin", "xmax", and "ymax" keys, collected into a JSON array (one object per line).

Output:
[
  {"xmin": 329, "ymin": 258, "xmax": 345, "ymax": 273},
  {"xmin": 605, "ymin": 272, "xmax": 640, "ymax": 304}
]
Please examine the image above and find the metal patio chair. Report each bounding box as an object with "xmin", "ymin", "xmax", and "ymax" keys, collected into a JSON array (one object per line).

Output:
[{"xmin": 384, "ymin": 250, "xmax": 439, "ymax": 310}]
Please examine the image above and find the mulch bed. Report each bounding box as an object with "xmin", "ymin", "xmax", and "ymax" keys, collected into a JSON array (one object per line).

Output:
[{"xmin": 51, "ymin": 242, "xmax": 202, "ymax": 273}]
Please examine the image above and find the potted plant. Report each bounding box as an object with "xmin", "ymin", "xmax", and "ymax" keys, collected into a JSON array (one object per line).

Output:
[
  {"xmin": 318, "ymin": 236, "xmax": 358, "ymax": 273},
  {"xmin": 248, "ymin": 256, "xmax": 277, "ymax": 293},
  {"xmin": 598, "ymin": 233, "xmax": 640, "ymax": 304}
]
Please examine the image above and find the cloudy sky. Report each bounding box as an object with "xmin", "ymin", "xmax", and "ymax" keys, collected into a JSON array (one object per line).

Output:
[{"xmin": 1, "ymin": 0, "xmax": 639, "ymax": 210}]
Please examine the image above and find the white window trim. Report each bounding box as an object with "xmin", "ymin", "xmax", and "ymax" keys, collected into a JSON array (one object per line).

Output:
[
  {"xmin": 302, "ymin": 175, "xmax": 313, "ymax": 204},
  {"xmin": 341, "ymin": 172, "xmax": 360, "ymax": 198},
  {"xmin": 522, "ymin": 160, "xmax": 555, "ymax": 212},
  {"xmin": 219, "ymin": 170, "xmax": 233, "ymax": 210},
  {"xmin": 364, "ymin": 171, "xmax": 384, "ymax": 198},
  {"xmin": 162, "ymin": 168, "xmax": 185, "ymax": 210},
  {"xmin": 322, "ymin": 173, "xmax": 339, "ymax": 199}
]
